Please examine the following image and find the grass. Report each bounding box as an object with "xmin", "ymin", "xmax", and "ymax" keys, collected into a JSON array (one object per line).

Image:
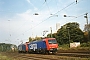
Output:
[
  {"xmin": 59, "ymin": 42, "xmax": 90, "ymax": 51},
  {"xmin": 0, "ymin": 54, "xmax": 12, "ymax": 60},
  {"xmin": 0, "ymin": 52, "xmax": 90, "ymax": 60}
]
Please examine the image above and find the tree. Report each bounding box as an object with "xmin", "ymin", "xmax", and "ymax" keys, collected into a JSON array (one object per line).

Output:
[
  {"xmin": 47, "ymin": 34, "xmax": 51, "ymax": 38},
  {"xmin": 47, "ymin": 33, "xmax": 57, "ymax": 38},
  {"xmin": 29, "ymin": 36, "xmax": 42, "ymax": 42},
  {"xmin": 34, "ymin": 36, "xmax": 42, "ymax": 40},
  {"xmin": 83, "ymin": 31, "xmax": 88, "ymax": 42},
  {"xmin": 84, "ymin": 23, "xmax": 90, "ymax": 42},
  {"xmin": 56, "ymin": 22, "xmax": 84, "ymax": 45},
  {"xmin": 29, "ymin": 37, "xmax": 33, "ymax": 42}
]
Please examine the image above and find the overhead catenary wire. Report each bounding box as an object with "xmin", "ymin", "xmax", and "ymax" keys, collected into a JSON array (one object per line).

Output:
[
  {"xmin": 34, "ymin": 0, "xmax": 46, "ymax": 13},
  {"xmin": 70, "ymin": 12, "xmax": 90, "ymax": 21},
  {"xmin": 10, "ymin": 1, "xmax": 48, "ymax": 38},
  {"xmin": 11, "ymin": 1, "xmax": 51, "ymax": 38},
  {"xmin": 14, "ymin": 16, "xmax": 52, "ymax": 40},
  {"xmin": 54, "ymin": 1, "xmax": 75, "ymax": 15},
  {"xmin": 13, "ymin": 0, "xmax": 53, "ymax": 35},
  {"xmin": 33, "ymin": 0, "xmax": 85, "ymax": 29},
  {"xmin": 14, "ymin": 0, "xmax": 75, "ymax": 38},
  {"xmin": 53, "ymin": 0, "xmax": 84, "ymax": 16},
  {"xmin": 34, "ymin": 0, "xmax": 52, "ymax": 15},
  {"xmin": 14, "ymin": 0, "xmax": 84, "ymax": 41},
  {"xmin": 55, "ymin": 0, "xmax": 59, "ymax": 11},
  {"xmin": 66, "ymin": 12, "xmax": 88, "ymax": 21},
  {"xmin": 45, "ymin": 0, "xmax": 52, "ymax": 15},
  {"xmin": 13, "ymin": 1, "xmax": 77, "ymax": 40},
  {"xmin": 15, "ymin": 12, "xmax": 89, "ymax": 40}
]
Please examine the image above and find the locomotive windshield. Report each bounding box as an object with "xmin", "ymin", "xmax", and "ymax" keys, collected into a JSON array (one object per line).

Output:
[{"xmin": 48, "ymin": 39, "xmax": 57, "ymax": 44}]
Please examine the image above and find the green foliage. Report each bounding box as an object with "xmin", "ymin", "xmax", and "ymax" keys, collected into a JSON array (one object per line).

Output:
[
  {"xmin": 47, "ymin": 33, "xmax": 57, "ymax": 38},
  {"xmin": 0, "ymin": 43, "xmax": 17, "ymax": 52},
  {"xmin": 57, "ymin": 22, "xmax": 84, "ymax": 45},
  {"xmin": 59, "ymin": 44, "xmax": 70, "ymax": 49},
  {"xmin": 29, "ymin": 37, "xmax": 33, "ymax": 42},
  {"xmin": 83, "ymin": 23, "xmax": 90, "ymax": 42},
  {"xmin": 81, "ymin": 42, "xmax": 90, "ymax": 47},
  {"xmin": 29, "ymin": 36, "xmax": 42, "ymax": 42},
  {"xmin": 47, "ymin": 22, "xmax": 84, "ymax": 45},
  {"xmin": 47, "ymin": 34, "xmax": 51, "ymax": 38},
  {"xmin": 0, "ymin": 43, "xmax": 11, "ymax": 51},
  {"xmin": 0, "ymin": 54, "xmax": 12, "ymax": 60},
  {"xmin": 34, "ymin": 36, "xmax": 42, "ymax": 41}
]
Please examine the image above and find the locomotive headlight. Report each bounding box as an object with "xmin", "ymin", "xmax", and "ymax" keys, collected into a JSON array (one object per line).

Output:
[
  {"xmin": 50, "ymin": 48, "xmax": 53, "ymax": 50},
  {"xmin": 50, "ymin": 47, "xmax": 55, "ymax": 48}
]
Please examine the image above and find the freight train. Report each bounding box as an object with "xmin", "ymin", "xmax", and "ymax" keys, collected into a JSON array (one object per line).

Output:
[{"xmin": 18, "ymin": 38, "xmax": 58, "ymax": 54}]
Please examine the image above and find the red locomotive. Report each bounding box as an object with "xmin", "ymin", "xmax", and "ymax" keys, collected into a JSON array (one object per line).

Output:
[{"xmin": 18, "ymin": 38, "xmax": 58, "ymax": 54}]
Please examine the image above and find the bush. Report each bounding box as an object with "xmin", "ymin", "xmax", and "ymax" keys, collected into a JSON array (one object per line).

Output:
[
  {"xmin": 81, "ymin": 42, "xmax": 90, "ymax": 47},
  {"xmin": 59, "ymin": 44, "xmax": 70, "ymax": 50}
]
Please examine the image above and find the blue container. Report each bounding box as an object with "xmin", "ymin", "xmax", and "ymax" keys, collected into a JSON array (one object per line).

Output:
[
  {"xmin": 37, "ymin": 40, "xmax": 46, "ymax": 49},
  {"xmin": 22, "ymin": 44, "xmax": 26, "ymax": 52},
  {"xmin": 28, "ymin": 40, "xmax": 46, "ymax": 52},
  {"xmin": 18, "ymin": 44, "xmax": 22, "ymax": 51},
  {"xmin": 18, "ymin": 44, "xmax": 26, "ymax": 52}
]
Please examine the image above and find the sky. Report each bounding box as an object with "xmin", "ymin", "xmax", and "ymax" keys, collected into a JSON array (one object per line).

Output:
[{"xmin": 0, "ymin": 0, "xmax": 90, "ymax": 45}]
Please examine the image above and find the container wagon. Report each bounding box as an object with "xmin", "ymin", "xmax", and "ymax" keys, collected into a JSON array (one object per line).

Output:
[
  {"xmin": 18, "ymin": 38, "xmax": 58, "ymax": 54},
  {"xmin": 28, "ymin": 38, "xmax": 58, "ymax": 54},
  {"xmin": 18, "ymin": 42, "xmax": 29, "ymax": 53}
]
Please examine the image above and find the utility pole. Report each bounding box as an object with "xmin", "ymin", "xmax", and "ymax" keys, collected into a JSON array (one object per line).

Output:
[
  {"xmin": 67, "ymin": 27, "xmax": 70, "ymax": 43},
  {"xmin": 76, "ymin": 0, "xmax": 77, "ymax": 4},
  {"xmin": 50, "ymin": 27, "xmax": 52, "ymax": 38},
  {"xmin": 84, "ymin": 13, "xmax": 88, "ymax": 26},
  {"xmin": 84, "ymin": 13, "xmax": 89, "ymax": 41}
]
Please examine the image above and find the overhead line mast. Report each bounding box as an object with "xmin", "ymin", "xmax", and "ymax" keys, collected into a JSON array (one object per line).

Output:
[
  {"xmin": 14, "ymin": 0, "xmax": 80, "ymax": 41},
  {"xmin": 76, "ymin": 0, "xmax": 77, "ymax": 4},
  {"xmin": 84, "ymin": 13, "xmax": 89, "ymax": 41}
]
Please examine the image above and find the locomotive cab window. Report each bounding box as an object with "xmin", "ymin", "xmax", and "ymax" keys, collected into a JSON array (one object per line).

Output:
[{"xmin": 48, "ymin": 40, "xmax": 57, "ymax": 44}]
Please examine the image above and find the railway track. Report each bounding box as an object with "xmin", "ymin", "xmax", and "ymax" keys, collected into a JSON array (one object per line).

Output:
[
  {"xmin": 0, "ymin": 52, "xmax": 90, "ymax": 60},
  {"xmin": 14, "ymin": 54, "xmax": 59, "ymax": 60},
  {"xmin": 57, "ymin": 52, "xmax": 90, "ymax": 58},
  {"xmin": 13, "ymin": 52, "xmax": 90, "ymax": 60}
]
